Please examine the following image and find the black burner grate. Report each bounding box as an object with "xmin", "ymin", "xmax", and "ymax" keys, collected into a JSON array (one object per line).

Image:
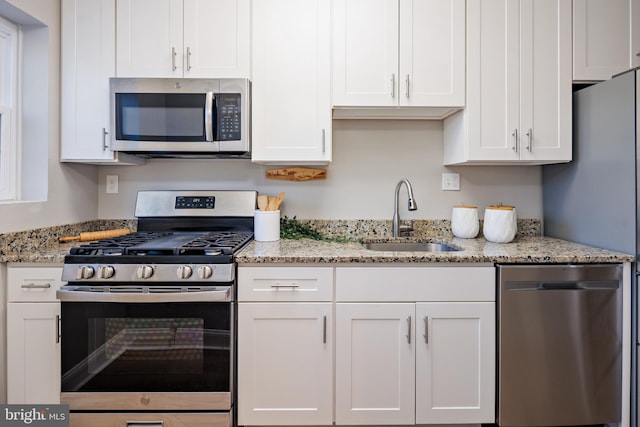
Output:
[{"xmin": 68, "ymin": 231, "xmax": 253, "ymax": 258}]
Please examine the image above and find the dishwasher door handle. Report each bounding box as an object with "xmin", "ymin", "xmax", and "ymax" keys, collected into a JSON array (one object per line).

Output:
[{"xmin": 503, "ymin": 281, "xmax": 619, "ymax": 291}]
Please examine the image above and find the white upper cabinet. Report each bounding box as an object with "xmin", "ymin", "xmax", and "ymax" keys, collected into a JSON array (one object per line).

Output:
[
  {"xmin": 60, "ymin": 0, "xmax": 144, "ymax": 164},
  {"xmin": 573, "ymin": 0, "xmax": 640, "ymax": 82},
  {"xmin": 443, "ymin": 0, "xmax": 572, "ymax": 165},
  {"xmin": 116, "ymin": 0, "xmax": 250, "ymax": 78},
  {"xmin": 250, "ymin": 0, "xmax": 332, "ymax": 165},
  {"xmin": 332, "ymin": 0, "xmax": 465, "ymax": 118}
]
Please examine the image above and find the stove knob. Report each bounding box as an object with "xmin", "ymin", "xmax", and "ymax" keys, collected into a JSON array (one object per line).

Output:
[
  {"xmin": 177, "ymin": 265, "xmax": 193, "ymax": 279},
  {"xmin": 99, "ymin": 265, "xmax": 116, "ymax": 279},
  {"xmin": 77, "ymin": 265, "xmax": 95, "ymax": 280},
  {"xmin": 136, "ymin": 265, "xmax": 154, "ymax": 279},
  {"xmin": 197, "ymin": 265, "xmax": 213, "ymax": 280}
]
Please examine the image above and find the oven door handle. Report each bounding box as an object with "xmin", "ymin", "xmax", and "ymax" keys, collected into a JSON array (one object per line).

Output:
[{"xmin": 56, "ymin": 287, "xmax": 232, "ymax": 303}]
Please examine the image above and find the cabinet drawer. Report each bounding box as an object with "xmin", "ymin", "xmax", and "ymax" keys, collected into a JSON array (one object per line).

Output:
[
  {"xmin": 336, "ymin": 266, "xmax": 495, "ymax": 302},
  {"xmin": 238, "ymin": 267, "xmax": 333, "ymax": 301},
  {"xmin": 7, "ymin": 267, "xmax": 65, "ymax": 302}
]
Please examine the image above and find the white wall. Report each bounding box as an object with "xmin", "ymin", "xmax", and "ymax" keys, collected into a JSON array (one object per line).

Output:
[
  {"xmin": 0, "ymin": 0, "xmax": 99, "ymax": 234},
  {"xmin": 98, "ymin": 120, "xmax": 542, "ymax": 220}
]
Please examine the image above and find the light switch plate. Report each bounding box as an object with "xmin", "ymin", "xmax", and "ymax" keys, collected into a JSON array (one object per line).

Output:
[{"xmin": 442, "ymin": 173, "xmax": 460, "ymax": 191}]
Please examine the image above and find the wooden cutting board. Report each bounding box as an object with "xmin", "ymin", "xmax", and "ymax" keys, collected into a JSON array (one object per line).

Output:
[{"xmin": 266, "ymin": 167, "xmax": 326, "ymax": 181}]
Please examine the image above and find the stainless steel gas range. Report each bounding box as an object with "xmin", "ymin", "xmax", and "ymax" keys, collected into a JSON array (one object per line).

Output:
[{"xmin": 57, "ymin": 190, "xmax": 256, "ymax": 427}]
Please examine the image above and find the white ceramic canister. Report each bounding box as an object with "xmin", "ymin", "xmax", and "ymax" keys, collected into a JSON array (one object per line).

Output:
[
  {"xmin": 451, "ymin": 205, "xmax": 479, "ymax": 238},
  {"xmin": 483, "ymin": 205, "xmax": 517, "ymax": 243}
]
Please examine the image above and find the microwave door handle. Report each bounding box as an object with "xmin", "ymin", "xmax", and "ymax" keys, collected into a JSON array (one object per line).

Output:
[{"xmin": 205, "ymin": 92, "xmax": 215, "ymax": 142}]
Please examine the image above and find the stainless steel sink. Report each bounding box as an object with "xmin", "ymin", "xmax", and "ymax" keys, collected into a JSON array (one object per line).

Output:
[{"xmin": 363, "ymin": 242, "xmax": 461, "ymax": 252}]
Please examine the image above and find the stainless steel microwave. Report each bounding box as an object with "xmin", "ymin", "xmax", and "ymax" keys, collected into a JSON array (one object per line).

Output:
[{"xmin": 110, "ymin": 78, "xmax": 250, "ymax": 158}]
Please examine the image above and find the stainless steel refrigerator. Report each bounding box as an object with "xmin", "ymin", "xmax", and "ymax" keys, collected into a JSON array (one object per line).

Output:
[{"xmin": 542, "ymin": 67, "xmax": 639, "ymax": 427}]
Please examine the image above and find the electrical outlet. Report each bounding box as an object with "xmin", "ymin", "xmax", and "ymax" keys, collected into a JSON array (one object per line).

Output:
[
  {"xmin": 106, "ymin": 175, "xmax": 119, "ymax": 194},
  {"xmin": 442, "ymin": 173, "xmax": 460, "ymax": 191}
]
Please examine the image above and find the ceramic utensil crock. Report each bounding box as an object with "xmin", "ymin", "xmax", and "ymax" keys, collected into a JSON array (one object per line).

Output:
[{"xmin": 483, "ymin": 205, "xmax": 517, "ymax": 243}]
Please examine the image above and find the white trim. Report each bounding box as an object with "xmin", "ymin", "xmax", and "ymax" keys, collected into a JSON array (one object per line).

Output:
[{"xmin": 0, "ymin": 14, "xmax": 19, "ymax": 201}]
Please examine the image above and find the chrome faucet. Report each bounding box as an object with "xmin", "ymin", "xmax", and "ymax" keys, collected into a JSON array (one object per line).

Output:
[{"xmin": 392, "ymin": 178, "xmax": 418, "ymax": 238}]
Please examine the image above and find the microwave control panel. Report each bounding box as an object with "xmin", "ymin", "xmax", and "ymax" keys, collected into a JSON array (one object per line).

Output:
[{"xmin": 217, "ymin": 94, "xmax": 242, "ymax": 141}]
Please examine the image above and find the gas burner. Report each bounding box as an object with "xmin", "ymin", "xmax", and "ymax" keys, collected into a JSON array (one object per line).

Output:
[
  {"xmin": 63, "ymin": 191, "xmax": 257, "ymax": 281},
  {"xmin": 179, "ymin": 231, "xmax": 254, "ymax": 256}
]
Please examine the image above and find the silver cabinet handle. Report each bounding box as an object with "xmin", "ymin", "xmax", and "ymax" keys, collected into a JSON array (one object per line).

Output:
[
  {"xmin": 171, "ymin": 47, "xmax": 177, "ymax": 71},
  {"xmin": 322, "ymin": 129, "xmax": 326, "ymax": 153},
  {"xmin": 102, "ymin": 128, "xmax": 109, "ymax": 151},
  {"xmin": 270, "ymin": 283, "xmax": 300, "ymax": 288},
  {"xmin": 323, "ymin": 316, "xmax": 327, "ymax": 344},
  {"xmin": 186, "ymin": 46, "xmax": 192, "ymax": 71},
  {"xmin": 407, "ymin": 316, "xmax": 412, "ymax": 344},
  {"xmin": 391, "ymin": 73, "xmax": 396, "ymax": 98},
  {"xmin": 526, "ymin": 128, "xmax": 532, "ymax": 151},
  {"xmin": 21, "ymin": 283, "xmax": 52, "ymax": 289},
  {"xmin": 56, "ymin": 315, "xmax": 61, "ymax": 344},
  {"xmin": 423, "ymin": 316, "xmax": 429, "ymax": 344},
  {"xmin": 405, "ymin": 74, "xmax": 410, "ymax": 98},
  {"xmin": 512, "ymin": 128, "xmax": 519, "ymax": 152}
]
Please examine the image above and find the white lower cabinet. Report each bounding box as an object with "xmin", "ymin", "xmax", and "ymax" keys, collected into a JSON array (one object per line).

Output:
[
  {"xmin": 6, "ymin": 265, "xmax": 65, "ymax": 404},
  {"xmin": 237, "ymin": 265, "xmax": 495, "ymax": 426},
  {"xmin": 335, "ymin": 266, "xmax": 496, "ymax": 425},
  {"xmin": 335, "ymin": 303, "xmax": 416, "ymax": 424},
  {"xmin": 237, "ymin": 267, "xmax": 333, "ymax": 425},
  {"xmin": 414, "ymin": 302, "xmax": 495, "ymax": 424}
]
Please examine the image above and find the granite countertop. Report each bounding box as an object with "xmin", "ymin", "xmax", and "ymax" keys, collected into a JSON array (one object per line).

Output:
[
  {"xmin": 236, "ymin": 236, "xmax": 635, "ymax": 264},
  {"xmin": 0, "ymin": 219, "xmax": 634, "ymax": 265}
]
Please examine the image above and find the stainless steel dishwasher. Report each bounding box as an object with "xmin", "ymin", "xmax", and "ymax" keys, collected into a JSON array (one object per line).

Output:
[{"xmin": 497, "ymin": 264, "xmax": 623, "ymax": 427}]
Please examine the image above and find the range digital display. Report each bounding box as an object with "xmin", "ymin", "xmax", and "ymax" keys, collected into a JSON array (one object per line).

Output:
[{"xmin": 175, "ymin": 196, "xmax": 215, "ymax": 209}]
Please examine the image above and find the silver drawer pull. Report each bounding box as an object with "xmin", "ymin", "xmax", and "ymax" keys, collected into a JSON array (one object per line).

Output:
[
  {"xmin": 270, "ymin": 283, "xmax": 300, "ymax": 289},
  {"xmin": 127, "ymin": 422, "xmax": 163, "ymax": 427},
  {"xmin": 21, "ymin": 283, "xmax": 52, "ymax": 289}
]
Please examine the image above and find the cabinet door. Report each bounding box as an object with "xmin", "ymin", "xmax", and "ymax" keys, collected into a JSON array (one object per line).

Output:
[
  {"xmin": 60, "ymin": 0, "xmax": 115, "ymax": 161},
  {"xmin": 518, "ymin": 0, "xmax": 572, "ymax": 163},
  {"xmin": 573, "ymin": 0, "xmax": 633, "ymax": 82},
  {"xmin": 251, "ymin": 0, "xmax": 332, "ymax": 165},
  {"xmin": 116, "ymin": 0, "xmax": 183, "ymax": 77},
  {"xmin": 335, "ymin": 303, "xmax": 415, "ymax": 425},
  {"xmin": 634, "ymin": 0, "xmax": 640, "ymax": 69},
  {"xmin": 464, "ymin": 0, "xmax": 520, "ymax": 162},
  {"xmin": 7, "ymin": 303, "xmax": 60, "ymax": 404},
  {"xmin": 399, "ymin": 0, "xmax": 465, "ymax": 107},
  {"xmin": 415, "ymin": 302, "xmax": 495, "ymax": 424},
  {"xmin": 182, "ymin": 0, "xmax": 249, "ymax": 78},
  {"xmin": 444, "ymin": 0, "xmax": 571, "ymax": 165},
  {"xmin": 237, "ymin": 303, "xmax": 333, "ymax": 425},
  {"xmin": 332, "ymin": 0, "xmax": 398, "ymax": 106}
]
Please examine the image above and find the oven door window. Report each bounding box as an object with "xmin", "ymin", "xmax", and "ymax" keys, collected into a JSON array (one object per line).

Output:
[
  {"xmin": 115, "ymin": 93, "xmax": 211, "ymax": 142},
  {"xmin": 60, "ymin": 302, "xmax": 231, "ymax": 393}
]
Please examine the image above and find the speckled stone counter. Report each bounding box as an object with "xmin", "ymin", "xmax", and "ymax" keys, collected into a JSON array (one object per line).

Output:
[
  {"xmin": 0, "ymin": 220, "xmax": 137, "ymax": 263},
  {"xmin": 236, "ymin": 236, "xmax": 634, "ymax": 264},
  {"xmin": 0, "ymin": 218, "xmax": 634, "ymax": 264}
]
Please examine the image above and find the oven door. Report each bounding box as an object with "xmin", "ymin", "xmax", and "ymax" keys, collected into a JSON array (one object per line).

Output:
[{"xmin": 59, "ymin": 290, "xmax": 233, "ymax": 411}]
